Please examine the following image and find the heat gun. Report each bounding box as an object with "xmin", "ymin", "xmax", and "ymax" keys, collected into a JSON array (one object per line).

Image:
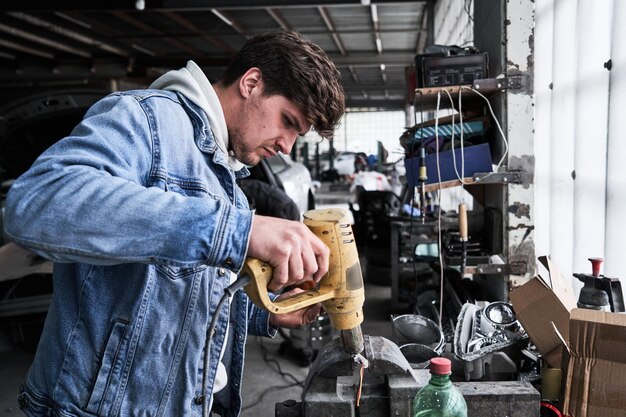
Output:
[{"xmin": 241, "ymin": 208, "xmax": 366, "ymax": 355}]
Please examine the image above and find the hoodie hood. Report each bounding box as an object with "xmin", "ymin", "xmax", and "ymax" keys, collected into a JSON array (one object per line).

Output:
[{"xmin": 149, "ymin": 60, "xmax": 244, "ymax": 171}]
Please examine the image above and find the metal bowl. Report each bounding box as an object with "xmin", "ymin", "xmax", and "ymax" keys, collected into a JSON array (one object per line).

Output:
[
  {"xmin": 399, "ymin": 343, "xmax": 439, "ymax": 368},
  {"xmin": 391, "ymin": 314, "xmax": 445, "ymax": 353}
]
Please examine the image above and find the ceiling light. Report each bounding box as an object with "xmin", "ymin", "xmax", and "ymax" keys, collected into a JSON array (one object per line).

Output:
[
  {"xmin": 135, "ymin": 0, "xmax": 145, "ymax": 11},
  {"xmin": 211, "ymin": 9, "xmax": 233, "ymax": 26},
  {"xmin": 371, "ymin": 5, "xmax": 379, "ymax": 22}
]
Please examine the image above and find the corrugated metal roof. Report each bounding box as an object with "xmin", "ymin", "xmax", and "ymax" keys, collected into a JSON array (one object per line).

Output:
[{"xmin": 0, "ymin": 1, "xmax": 434, "ymax": 109}]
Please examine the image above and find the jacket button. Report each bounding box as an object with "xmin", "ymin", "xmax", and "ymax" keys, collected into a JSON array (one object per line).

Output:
[
  {"xmin": 218, "ymin": 268, "xmax": 226, "ymax": 276},
  {"xmin": 194, "ymin": 395, "xmax": 205, "ymax": 405},
  {"xmin": 18, "ymin": 395, "xmax": 29, "ymax": 410}
]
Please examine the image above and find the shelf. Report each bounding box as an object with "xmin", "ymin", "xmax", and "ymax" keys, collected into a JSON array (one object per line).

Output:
[
  {"xmin": 421, "ymin": 171, "xmax": 524, "ymax": 193},
  {"xmin": 412, "ymin": 76, "xmax": 524, "ymax": 110}
]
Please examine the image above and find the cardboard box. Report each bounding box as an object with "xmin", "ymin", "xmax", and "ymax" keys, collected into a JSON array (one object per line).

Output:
[
  {"xmin": 509, "ymin": 256, "xmax": 577, "ymax": 368},
  {"xmin": 509, "ymin": 256, "xmax": 626, "ymax": 417},
  {"xmin": 561, "ymin": 308, "xmax": 626, "ymax": 416}
]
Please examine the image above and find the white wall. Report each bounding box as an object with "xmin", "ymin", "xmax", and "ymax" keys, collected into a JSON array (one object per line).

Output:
[
  {"xmin": 534, "ymin": 0, "xmax": 624, "ymax": 286},
  {"xmin": 433, "ymin": 0, "xmax": 473, "ymax": 47}
]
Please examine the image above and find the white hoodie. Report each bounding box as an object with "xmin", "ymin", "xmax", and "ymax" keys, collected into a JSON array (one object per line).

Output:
[{"xmin": 149, "ymin": 60, "xmax": 244, "ymax": 172}]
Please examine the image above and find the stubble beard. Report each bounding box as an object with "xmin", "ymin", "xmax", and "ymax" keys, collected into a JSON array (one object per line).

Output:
[{"xmin": 228, "ymin": 130, "xmax": 260, "ymax": 166}]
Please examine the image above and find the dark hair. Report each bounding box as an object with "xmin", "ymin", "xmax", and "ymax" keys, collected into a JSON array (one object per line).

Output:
[{"xmin": 218, "ymin": 31, "xmax": 345, "ymax": 139}]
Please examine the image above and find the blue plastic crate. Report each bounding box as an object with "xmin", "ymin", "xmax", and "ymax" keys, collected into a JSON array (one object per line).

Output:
[{"xmin": 404, "ymin": 142, "xmax": 493, "ymax": 186}]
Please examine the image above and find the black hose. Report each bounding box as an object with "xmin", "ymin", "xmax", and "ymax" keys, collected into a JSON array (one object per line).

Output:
[{"xmin": 202, "ymin": 274, "xmax": 252, "ymax": 417}]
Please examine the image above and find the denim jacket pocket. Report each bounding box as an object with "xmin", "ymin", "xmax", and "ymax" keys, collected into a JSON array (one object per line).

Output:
[
  {"xmin": 85, "ymin": 319, "xmax": 130, "ymax": 416},
  {"xmin": 163, "ymin": 179, "xmax": 208, "ymax": 198},
  {"xmin": 156, "ymin": 264, "xmax": 207, "ymax": 280}
]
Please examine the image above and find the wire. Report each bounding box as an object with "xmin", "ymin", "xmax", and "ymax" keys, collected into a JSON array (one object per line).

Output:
[
  {"xmin": 441, "ymin": 89, "xmax": 471, "ymax": 190},
  {"xmin": 445, "ymin": 86, "xmax": 511, "ymax": 185},
  {"xmin": 355, "ymin": 361, "xmax": 365, "ymax": 407},
  {"xmin": 202, "ymin": 275, "xmax": 251, "ymax": 417},
  {"xmin": 241, "ymin": 381, "xmax": 302, "ymax": 411},
  {"xmin": 240, "ymin": 335, "xmax": 305, "ymax": 413},
  {"xmin": 434, "ymin": 91, "xmax": 445, "ymax": 330},
  {"xmin": 460, "ymin": 85, "xmax": 510, "ymax": 179},
  {"xmin": 258, "ymin": 335, "xmax": 304, "ymax": 386}
]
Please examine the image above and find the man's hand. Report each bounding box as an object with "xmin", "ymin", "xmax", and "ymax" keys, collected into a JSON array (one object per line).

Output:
[
  {"xmin": 268, "ymin": 288, "xmax": 323, "ymax": 328},
  {"xmin": 247, "ymin": 214, "xmax": 330, "ymax": 292}
]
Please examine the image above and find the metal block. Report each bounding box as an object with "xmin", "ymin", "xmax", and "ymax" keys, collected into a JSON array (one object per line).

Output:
[
  {"xmin": 412, "ymin": 370, "xmax": 540, "ymax": 417},
  {"xmin": 458, "ymin": 380, "xmax": 540, "ymax": 417}
]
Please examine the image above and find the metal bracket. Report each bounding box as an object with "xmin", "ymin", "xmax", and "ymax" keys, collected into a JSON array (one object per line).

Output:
[
  {"xmin": 472, "ymin": 75, "xmax": 525, "ymax": 91},
  {"xmin": 466, "ymin": 261, "xmax": 527, "ymax": 275},
  {"xmin": 470, "ymin": 170, "xmax": 523, "ymax": 185}
]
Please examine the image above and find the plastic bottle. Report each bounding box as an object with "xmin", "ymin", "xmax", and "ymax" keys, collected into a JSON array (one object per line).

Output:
[{"xmin": 412, "ymin": 357, "xmax": 468, "ymax": 417}]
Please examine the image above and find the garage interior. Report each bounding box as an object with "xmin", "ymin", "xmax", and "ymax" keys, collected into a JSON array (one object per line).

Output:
[{"xmin": 0, "ymin": 1, "xmax": 624, "ymax": 417}]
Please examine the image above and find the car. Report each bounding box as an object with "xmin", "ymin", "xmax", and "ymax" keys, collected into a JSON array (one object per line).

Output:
[{"xmin": 317, "ymin": 151, "xmax": 370, "ymax": 180}]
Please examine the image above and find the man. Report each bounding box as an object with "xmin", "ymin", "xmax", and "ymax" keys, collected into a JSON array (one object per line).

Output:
[{"xmin": 3, "ymin": 31, "xmax": 344, "ymax": 417}]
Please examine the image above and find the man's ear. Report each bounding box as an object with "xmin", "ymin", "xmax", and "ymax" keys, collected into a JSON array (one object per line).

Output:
[{"xmin": 239, "ymin": 67, "xmax": 262, "ymax": 98}]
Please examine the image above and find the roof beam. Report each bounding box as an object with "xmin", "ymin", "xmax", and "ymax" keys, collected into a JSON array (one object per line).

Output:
[
  {"xmin": 0, "ymin": 16, "xmax": 91, "ymax": 58},
  {"xmin": 8, "ymin": 12, "xmax": 129, "ymax": 57},
  {"xmin": 344, "ymin": 98, "xmax": 406, "ymax": 109},
  {"xmin": 414, "ymin": 3, "xmax": 429, "ymax": 53},
  {"xmin": 210, "ymin": 9, "xmax": 249, "ymax": 37},
  {"xmin": 0, "ymin": 38, "xmax": 54, "ymax": 59},
  {"xmin": 160, "ymin": 11, "xmax": 236, "ymax": 54},
  {"xmin": 58, "ymin": 11, "xmax": 157, "ymax": 57},
  {"xmin": 317, "ymin": 6, "xmax": 346, "ymax": 56},
  {"xmin": 109, "ymin": 10, "xmax": 205, "ymax": 57},
  {"xmin": 370, "ymin": 4, "xmax": 382, "ymax": 54},
  {"xmin": 265, "ymin": 8, "xmax": 292, "ymax": 31}
]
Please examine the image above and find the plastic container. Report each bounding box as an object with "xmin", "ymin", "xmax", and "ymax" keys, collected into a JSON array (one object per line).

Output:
[{"xmin": 412, "ymin": 357, "xmax": 468, "ymax": 417}]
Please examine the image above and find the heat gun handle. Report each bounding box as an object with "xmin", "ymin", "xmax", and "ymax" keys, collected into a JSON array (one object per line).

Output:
[{"xmin": 241, "ymin": 258, "xmax": 335, "ymax": 315}]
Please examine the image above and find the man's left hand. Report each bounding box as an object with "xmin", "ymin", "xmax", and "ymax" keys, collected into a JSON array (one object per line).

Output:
[{"xmin": 268, "ymin": 288, "xmax": 323, "ymax": 329}]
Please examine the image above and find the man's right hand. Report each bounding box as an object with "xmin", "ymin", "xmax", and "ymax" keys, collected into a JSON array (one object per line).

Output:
[{"xmin": 246, "ymin": 214, "xmax": 330, "ymax": 292}]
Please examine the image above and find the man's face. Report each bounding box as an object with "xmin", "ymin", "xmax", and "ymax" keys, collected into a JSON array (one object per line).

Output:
[{"xmin": 228, "ymin": 77, "xmax": 311, "ymax": 166}]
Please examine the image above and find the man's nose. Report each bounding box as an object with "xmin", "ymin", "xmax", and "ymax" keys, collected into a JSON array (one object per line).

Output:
[{"xmin": 277, "ymin": 134, "xmax": 297, "ymax": 155}]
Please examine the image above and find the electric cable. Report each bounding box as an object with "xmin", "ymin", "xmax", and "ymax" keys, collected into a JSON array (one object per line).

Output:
[
  {"xmin": 434, "ymin": 91, "xmax": 445, "ymax": 330},
  {"xmin": 355, "ymin": 360, "xmax": 365, "ymax": 407},
  {"xmin": 408, "ymin": 90, "xmax": 423, "ymax": 288},
  {"xmin": 460, "ymin": 85, "xmax": 510, "ymax": 179},
  {"xmin": 202, "ymin": 275, "xmax": 251, "ymax": 417},
  {"xmin": 241, "ymin": 381, "xmax": 302, "ymax": 412},
  {"xmin": 443, "ymin": 89, "xmax": 469, "ymax": 278},
  {"xmin": 258, "ymin": 335, "xmax": 304, "ymax": 386},
  {"xmin": 424, "ymin": 82, "xmax": 510, "ymax": 332},
  {"xmin": 240, "ymin": 335, "xmax": 305, "ymax": 412}
]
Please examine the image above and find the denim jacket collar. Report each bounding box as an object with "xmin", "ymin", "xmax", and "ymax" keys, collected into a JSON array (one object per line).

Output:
[{"xmin": 176, "ymin": 92, "xmax": 250, "ymax": 179}]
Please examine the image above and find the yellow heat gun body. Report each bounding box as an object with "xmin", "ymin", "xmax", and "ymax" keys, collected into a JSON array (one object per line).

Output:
[{"xmin": 241, "ymin": 208, "xmax": 365, "ymax": 354}]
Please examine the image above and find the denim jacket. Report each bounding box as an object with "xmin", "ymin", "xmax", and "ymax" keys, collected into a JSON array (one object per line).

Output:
[{"xmin": 3, "ymin": 90, "xmax": 274, "ymax": 417}]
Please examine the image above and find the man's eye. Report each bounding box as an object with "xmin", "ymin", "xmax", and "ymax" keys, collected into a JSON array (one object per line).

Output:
[{"xmin": 283, "ymin": 115, "xmax": 294, "ymax": 128}]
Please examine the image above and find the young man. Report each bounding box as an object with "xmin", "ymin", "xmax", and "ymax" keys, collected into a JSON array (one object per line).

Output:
[{"xmin": 3, "ymin": 31, "xmax": 345, "ymax": 417}]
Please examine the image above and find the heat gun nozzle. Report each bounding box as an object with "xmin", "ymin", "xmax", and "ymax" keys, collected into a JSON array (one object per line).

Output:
[{"xmin": 340, "ymin": 326, "xmax": 365, "ymax": 354}]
